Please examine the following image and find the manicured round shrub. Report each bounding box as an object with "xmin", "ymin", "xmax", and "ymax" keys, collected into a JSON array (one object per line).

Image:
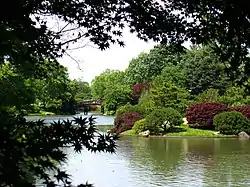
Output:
[
  {"xmin": 214, "ymin": 111, "xmax": 250, "ymax": 135},
  {"xmin": 145, "ymin": 107, "xmax": 183, "ymax": 135},
  {"xmin": 231, "ymin": 106, "xmax": 250, "ymax": 119},
  {"xmin": 132, "ymin": 119, "xmax": 148, "ymax": 134},
  {"xmin": 110, "ymin": 112, "xmax": 142, "ymax": 134},
  {"xmin": 186, "ymin": 102, "xmax": 228, "ymax": 129}
]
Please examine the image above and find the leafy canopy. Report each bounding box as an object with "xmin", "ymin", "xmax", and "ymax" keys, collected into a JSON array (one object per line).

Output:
[
  {"xmin": 125, "ymin": 44, "xmax": 185, "ymax": 85},
  {"xmin": 2, "ymin": 0, "xmax": 250, "ymax": 76},
  {"xmin": 183, "ymin": 46, "xmax": 231, "ymax": 95},
  {"xmin": 91, "ymin": 69, "xmax": 125, "ymax": 99}
]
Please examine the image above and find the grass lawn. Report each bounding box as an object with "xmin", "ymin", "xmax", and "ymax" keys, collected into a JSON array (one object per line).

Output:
[
  {"xmin": 121, "ymin": 124, "xmax": 230, "ymax": 137},
  {"xmin": 166, "ymin": 125, "xmax": 225, "ymax": 137},
  {"xmin": 122, "ymin": 129, "xmax": 137, "ymax": 135}
]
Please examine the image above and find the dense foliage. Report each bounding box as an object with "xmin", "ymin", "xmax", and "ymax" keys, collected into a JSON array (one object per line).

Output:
[
  {"xmin": 116, "ymin": 103, "xmax": 145, "ymax": 119},
  {"xmin": 214, "ymin": 111, "xmax": 250, "ymax": 135},
  {"xmin": 131, "ymin": 83, "xmax": 151, "ymax": 104},
  {"xmin": 232, "ymin": 106, "xmax": 250, "ymax": 119},
  {"xmin": 183, "ymin": 46, "xmax": 230, "ymax": 95},
  {"xmin": 111, "ymin": 112, "xmax": 142, "ymax": 134},
  {"xmin": 125, "ymin": 45, "xmax": 185, "ymax": 85},
  {"xmin": 0, "ymin": 113, "xmax": 118, "ymax": 186},
  {"xmin": 102, "ymin": 85, "xmax": 131, "ymax": 114},
  {"xmin": 132, "ymin": 119, "xmax": 148, "ymax": 134},
  {"xmin": 2, "ymin": 1, "xmax": 250, "ymax": 77},
  {"xmin": 186, "ymin": 103, "xmax": 228, "ymax": 129},
  {"xmin": 148, "ymin": 78, "xmax": 190, "ymax": 114},
  {"xmin": 72, "ymin": 80, "xmax": 92, "ymax": 102},
  {"xmin": 91, "ymin": 69, "xmax": 125, "ymax": 100},
  {"xmin": 145, "ymin": 108, "xmax": 183, "ymax": 135}
]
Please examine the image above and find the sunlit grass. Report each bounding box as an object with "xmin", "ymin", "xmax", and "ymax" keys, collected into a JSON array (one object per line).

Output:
[
  {"xmin": 121, "ymin": 124, "xmax": 232, "ymax": 137},
  {"xmin": 122, "ymin": 129, "xmax": 137, "ymax": 135},
  {"xmin": 166, "ymin": 125, "xmax": 224, "ymax": 137}
]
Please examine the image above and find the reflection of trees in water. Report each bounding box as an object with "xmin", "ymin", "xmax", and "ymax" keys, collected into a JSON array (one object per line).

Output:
[
  {"xmin": 117, "ymin": 136, "xmax": 185, "ymax": 185},
  {"xmin": 117, "ymin": 137, "xmax": 250, "ymax": 186},
  {"xmin": 184, "ymin": 138, "xmax": 250, "ymax": 186},
  {"xmin": 202, "ymin": 139, "xmax": 250, "ymax": 186},
  {"xmin": 185, "ymin": 138, "xmax": 216, "ymax": 163}
]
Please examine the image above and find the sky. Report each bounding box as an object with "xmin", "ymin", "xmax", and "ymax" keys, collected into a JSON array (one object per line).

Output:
[{"xmin": 58, "ymin": 28, "xmax": 156, "ymax": 83}]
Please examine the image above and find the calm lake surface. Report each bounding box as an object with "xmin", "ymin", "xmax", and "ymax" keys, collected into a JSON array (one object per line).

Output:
[
  {"xmin": 28, "ymin": 114, "xmax": 250, "ymax": 187},
  {"xmin": 25, "ymin": 112, "xmax": 115, "ymax": 125}
]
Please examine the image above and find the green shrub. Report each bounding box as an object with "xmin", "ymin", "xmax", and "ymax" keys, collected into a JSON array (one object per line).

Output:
[
  {"xmin": 132, "ymin": 119, "xmax": 148, "ymax": 134},
  {"xmin": 214, "ymin": 111, "xmax": 250, "ymax": 135},
  {"xmin": 194, "ymin": 88, "xmax": 220, "ymax": 103},
  {"xmin": 145, "ymin": 107, "xmax": 184, "ymax": 135},
  {"xmin": 116, "ymin": 103, "xmax": 145, "ymax": 118}
]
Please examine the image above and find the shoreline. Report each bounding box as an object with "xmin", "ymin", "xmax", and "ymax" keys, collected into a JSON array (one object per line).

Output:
[
  {"xmin": 118, "ymin": 124, "xmax": 240, "ymax": 139},
  {"xmin": 120, "ymin": 133, "xmax": 238, "ymax": 139}
]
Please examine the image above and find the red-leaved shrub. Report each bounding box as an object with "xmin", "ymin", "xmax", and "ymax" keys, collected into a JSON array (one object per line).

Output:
[
  {"xmin": 186, "ymin": 102, "xmax": 228, "ymax": 129},
  {"xmin": 131, "ymin": 83, "xmax": 151, "ymax": 104},
  {"xmin": 231, "ymin": 106, "xmax": 250, "ymax": 119},
  {"xmin": 110, "ymin": 112, "xmax": 142, "ymax": 134}
]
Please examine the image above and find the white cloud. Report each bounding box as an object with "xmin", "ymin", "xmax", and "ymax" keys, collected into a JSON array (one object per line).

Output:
[{"xmin": 58, "ymin": 28, "xmax": 156, "ymax": 83}]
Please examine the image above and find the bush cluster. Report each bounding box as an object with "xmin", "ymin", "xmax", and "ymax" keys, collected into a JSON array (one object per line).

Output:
[
  {"xmin": 116, "ymin": 103, "xmax": 145, "ymax": 118},
  {"xmin": 132, "ymin": 119, "xmax": 148, "ymax": 134},
  {"xmin": 186, "ymin": 102, "xmax": 228, "ymax": 129},
  {"xmin": 214, "ymin": 111, "xmax": 250, "ymax": 135},
  {"xmin": 231, "ymin": 106, "xmax": 250, "ymax": 119},
  {"xmin": 111, "ymin": 112, "xmax": 142, "ymax": 134},
  {"xmin": 145, "ymin": 107, "xmax": 183, "ymax": 134}
]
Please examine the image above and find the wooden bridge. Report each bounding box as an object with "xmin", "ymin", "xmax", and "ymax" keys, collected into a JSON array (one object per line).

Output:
[
  {"xmin": 78, "ymin": 99, "xmax": 102, "ymax": 106},
  {"xmin": 75, "ymin": 99, "xmax": 103, "ymax": 114}
]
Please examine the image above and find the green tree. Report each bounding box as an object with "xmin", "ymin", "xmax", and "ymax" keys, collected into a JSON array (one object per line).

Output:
[
  {"xmin": 0, "ymin": 63, "xmax": 35, "ymax": 111},
  {"xmin": 27, "ymin": 60, "xmax": 76, "ymax": 114},
  {"xmin": 71, "ymin": 80, "xmax": 92, "ymax": 102},
  {"xmin": 103, "ymin": 85, "xmax": 131, "ymax": 113},
  {"xmin": 219, "ymin": 86, "xmax": 249, "ymax": 106},
  {"xmin": 139, "ymin": 77, "xmax": 190, "ymax": 115},
  {"xmin": 160, "ymin": 64, "xmax": 186, "ymax": 88},
  {"xmin": 91, "ymin": 69, "xmax": 125, "ymax": 99},
  {"xmin": 194, "ymin": 88, "xmax": 221, "ymax": 103},
  {"xmin": 183, "ymin": 46, "xmax": 231, "ymax": 95},
  {"xmin": 125, "ymin": 44, "xmax": 185, "ymax": 85}
]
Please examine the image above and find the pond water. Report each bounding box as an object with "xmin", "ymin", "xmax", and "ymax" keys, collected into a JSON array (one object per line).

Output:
[
  {"xmin": 64, "ymin": 137, "xmax": 250, "ymax": 187},
  {"xmin": 25, "ymin": 112, "xmax": 114, "ymax": 125},
  {"xmin": 28, "ymin": 114, "xmax": 250, "ymax": 187}
]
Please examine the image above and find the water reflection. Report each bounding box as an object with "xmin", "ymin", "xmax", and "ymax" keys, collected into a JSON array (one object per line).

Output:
[{"xmin": 63, "ymin": 137, "xmax": 250, "ymax": 187}]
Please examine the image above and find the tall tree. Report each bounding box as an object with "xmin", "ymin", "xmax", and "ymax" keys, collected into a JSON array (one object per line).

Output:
[
  {"xmin": 91, "ymin": 69, "xmax": 125, "ymax": 99},
  {"xmin": 183, "ymin": 46, "xmax": 231, "ymax": 95},
  {"xmin": 71, "ymin": 80, "xmax": 92, "ymax": 102},
  {"xmin": 125, "ymin": 44, "xmax": 185, "ymax": 85}
]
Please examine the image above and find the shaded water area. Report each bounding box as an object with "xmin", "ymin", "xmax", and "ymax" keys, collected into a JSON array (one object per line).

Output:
[{"xmin": 27, "ymin": 114, "xmax": 250, "ymax": 187}]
